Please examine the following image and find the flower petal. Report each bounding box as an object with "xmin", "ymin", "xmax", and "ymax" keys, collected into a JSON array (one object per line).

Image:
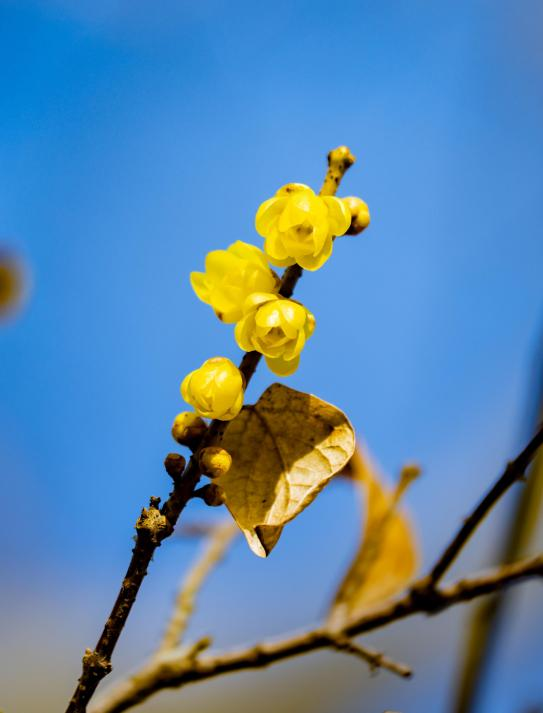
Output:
[
  {"xmin": 190, "ymin": 272, "xmax": 210, "ymax": 303},
  {"xmin": 265, "ymin": 354, "xmax": 300, "ymax": 376},
  {"xmin": 323, "ymin": 196, "xmax": 351, "ymax": 236},
  {"xmin": 296, "ymin": 237, "xmax": 333, "ymax": 270},
  {"xmin": 235, "ymin": 315, "xmax": 255, "ymax": 351},
  {"xmin": 255, "ymin": 197, "xmax": 286, "ymax": 236}
]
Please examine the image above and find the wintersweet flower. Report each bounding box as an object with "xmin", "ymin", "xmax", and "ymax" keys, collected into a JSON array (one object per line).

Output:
[
  {"xmin": 255, "ymin": 183, "xmax": 350, "ymax": 271},
  {"xmin": 190, "ymin": 241, "xmax": 279, "ymax": 323},
  {"xmin": 234, "ymin": 292, "xmax": 315, "ymax": 376},
  {"xmin": 181, "ymin": 357, "xmax": 244, "ymax": 421}
]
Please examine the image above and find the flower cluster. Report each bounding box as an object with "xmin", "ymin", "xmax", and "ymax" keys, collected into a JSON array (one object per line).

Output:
[{"xmin": 174, "ymin": 180, "xmax": 369, "ymax": 423}]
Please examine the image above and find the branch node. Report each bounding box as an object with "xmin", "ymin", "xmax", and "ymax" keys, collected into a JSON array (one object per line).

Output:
[
  {"xmin": 82, "ymin": 649, "xmax": 112, "ymax": 679},
  {"xmin": 136, "ymin": 500, "xmax": 170, "ymax": 545},
  {"xmin": 189, "ymin": 636, "xmax": 213, "ymax": 659},
  {"xmin": 409, "ymin": 579, "xmax": 445, "ymax": 614}
]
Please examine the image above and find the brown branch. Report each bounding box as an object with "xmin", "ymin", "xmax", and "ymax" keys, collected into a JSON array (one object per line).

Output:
[
  {"xmin": 64, "ymin": 147, "xmax": 355, "ymax": 713},
  {"xmin": 90, "ymin": 520, "xmax": 238, "ymax": 713},
  {"xmin": 451, "ymin": 346, "xmax": 543, "ymax": 713},
  {"xmin": 90, "ymin": 555, "xmax": 543, "ymax": 713},
  {"xmin": 326, "ymin": 634, "xmax": 412, "ymax": 679},
  {"xmin": 427, "ymin": 422, "xmax": 543, "ymax": 586}
]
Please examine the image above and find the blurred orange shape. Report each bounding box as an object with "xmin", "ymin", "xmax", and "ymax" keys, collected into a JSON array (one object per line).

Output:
[
  {"xmin": 329, "ymin": 445, "xmax": 420, "ymax": 622},
  {"xmin": 0, "ymin": 249, "xmax": 27, "ymax": 320}
]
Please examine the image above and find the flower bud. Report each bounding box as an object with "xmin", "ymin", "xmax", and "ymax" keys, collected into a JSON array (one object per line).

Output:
[
  {"xmin": 342, "ymin": 196, "xmax": 370, "ymax": 235},
  {"xmin": 255, "ymin": 183, "xmax": 350, "ymax": 271},
  {"xmin": 200, "ymin": 483, "xmax": 226, "ymax": 507},
  {"xmin": 400, "ymin": 463, "xmax": 422, "ymax": 484},
  {"xmin": 181, "ymin": 357, "xmax": 244, "ymax": 421},
  {"xmin": 199, "ymin": 447, "xmax": 232, "ymax": 479},
  {"xmin": 235, "ymin": 292, "xmax": 315, "ymax": 376},
  {"xmin": 171, "ymin": 411, "xmax": 207, "ymax": 449},
  {"xmin": 328, "ymin": 145, "xmax": 356, "ymax": 169},
  {"xmin": 164, "ymin": 452, "xmax": 186, "ymax": 479}
]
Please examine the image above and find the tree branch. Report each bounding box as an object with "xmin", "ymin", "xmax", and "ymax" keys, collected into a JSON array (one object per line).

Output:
[
  {"xmin": 451, "ymin": 342, "xmax": 543, "ymax": 713},
  {"xmin": 427, "ymin": 422, "xmax": 543, "ymax": 586},
  {"xmin": 64, "ymin": 147, "xmax": 355, "ymax": 713},
  {"xmin": 325, "ymin": 634, "xmax": 412, "ymax": 679},
  {"xmin": 90, "ymin": 426, "xmax": 543, "ymax": 713},
  {"xmin": 90, "ymin": 555, "xmax": 543, "ymax": 713}
]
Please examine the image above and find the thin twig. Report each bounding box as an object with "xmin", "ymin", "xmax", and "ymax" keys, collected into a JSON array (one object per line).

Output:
[
  {"xmin": 428, "ymin": 423, "xmax": 543, "ymax": 586},
  {"xmin": 159, "ymin": 520, "xmax": 238, "ymax": 652},
  {"xmin": 65, "ymin": 147, "xmax": 355, "ymax": 713},
  {"xmin": 326, "ymin": 634, "xmax": 412, "ymax": 679},
  {"xmin": 451, "ymin": 339, "xmax": 543, "ymax": 713},
  {"xmin": 90, "ymin": 555, "xmax": 543, "ymax": 713}
]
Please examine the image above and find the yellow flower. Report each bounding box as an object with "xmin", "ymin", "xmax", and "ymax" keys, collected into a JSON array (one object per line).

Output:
[
  {"xmin": 181, "ymin": 357, "xmax": 244, "ymax": 421},
  {"xmin": 255, "ymin": 183, "xmax": 350, "ymax": 271},
  {"xmin": 235, "ymin": 292, "xmax": 315, "ymax": 376},
  {"xmin": 190, "ymin": 241, "xmax": 278, "ymax": 323}
]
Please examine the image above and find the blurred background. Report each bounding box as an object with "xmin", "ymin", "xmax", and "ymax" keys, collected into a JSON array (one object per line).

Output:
[{"xmin": 1, "ymin": 1, "xmax": 543, "ymax": 711}]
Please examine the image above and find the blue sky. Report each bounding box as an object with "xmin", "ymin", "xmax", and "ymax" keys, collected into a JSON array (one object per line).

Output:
[{"xmin": 1, "ymin": 1, "xmax": 543, "ymax": 711}]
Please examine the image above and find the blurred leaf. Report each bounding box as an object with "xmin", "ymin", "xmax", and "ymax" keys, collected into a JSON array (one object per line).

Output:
[
  {"xmin": 329, "ymin": 447, "xmax": 419, "ymax": 622},
  {"xmin": 216, "ymin": 383, "xmax": 355, "ymax": 557},
  {"xmin": 0, "ymin": 252, "xmax": 22, "ymax": 317},
  {"xmin": 0, "ymin": 250, "xmax": 25, "ymax": 320}
]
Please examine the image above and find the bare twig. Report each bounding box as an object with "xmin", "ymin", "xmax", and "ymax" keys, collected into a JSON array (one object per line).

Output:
[
  {"xmin": 428, "ymin": 423, "xmax": 543, "ymax": 586},
  {"xmin": 159, "ymin": 520, "xmax": 238, "ymax": 652},
  {"xmin": 90, "ymin": 555, "xmax": 543, "ymax": 713},
  {"xmin": 65, "ymin": 147, "xmax": 355, "ymax": 713},
  {"xmin": 451, "ymin": 344, "xmax": 543, "ymax": 713},
  {"xmin": 326, "ymin": 634, "xmax": 412, "ymax": 679}
]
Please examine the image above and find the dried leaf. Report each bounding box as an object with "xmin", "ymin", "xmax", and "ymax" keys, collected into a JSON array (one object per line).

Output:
[
  {"xmin": 216, "ymin": 383, "xmax": 355, "ymax": 557},
  {"xmin": 329, "ymin": 446, "xmax": 419, "ymax": 622}
]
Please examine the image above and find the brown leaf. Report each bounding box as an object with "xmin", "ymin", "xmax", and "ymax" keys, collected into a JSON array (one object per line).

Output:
[
  {"xmin": 329, "ymin": 446, "xmax": 419, "ymax": 622},
  {"xmin": 216, "ymin": 383, "xmax": 355, "ymax": 557}
]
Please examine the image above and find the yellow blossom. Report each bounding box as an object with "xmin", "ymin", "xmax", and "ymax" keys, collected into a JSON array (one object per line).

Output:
[
  {"xmin": 181, "ymin": 357, "xmax": 244, "ymax": 421},
  {"xmin": 255, "ymin": 183, "xmax": 350, "ymax": 271},
  {"xmin": 235, "ymin": 292, "xmax": 315, "ymax": 376},
  {"xmin": 190, "ymin": 241, "xmax": 278, "ymax": 323}
]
